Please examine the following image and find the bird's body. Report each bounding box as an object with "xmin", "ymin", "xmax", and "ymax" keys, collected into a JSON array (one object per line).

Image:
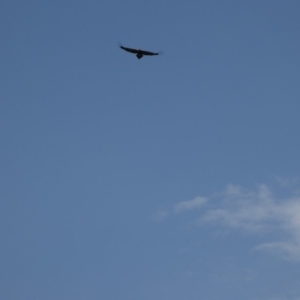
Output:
[{"xmin": 119, "ymin": 44, "xmax": 160, "ymax": 59}]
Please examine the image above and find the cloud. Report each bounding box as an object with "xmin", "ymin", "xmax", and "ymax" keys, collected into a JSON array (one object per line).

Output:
[
  {"xmin": 199, "ymin": 183, "xmax": 300, "ymax": 261},
  {"xmin": 152, "ymin": 196, "xmax": 207, "ymax": 222},
  {"xmin": 155, "ymin": 180, "xmax": 300, "ymax": 261},
  {"xmin": 275, "ymin": 176, "xmax": 300, "ymax": 189},
  {"xmin": 200, "ymin": 184, "xmax": 277, "ymax": 233},
  {"xmin": 152, "ymin": 209, "xmax": 169, "ymax": 222},
  {"xmin": 173, "ymin": 196, "xmax": 207, "ymax": 214}
]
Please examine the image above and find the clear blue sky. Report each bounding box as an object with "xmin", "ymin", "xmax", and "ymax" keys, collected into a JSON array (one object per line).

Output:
[{"xmin": 1, "ymin": 1, "xmax": 300, "ymax": 299}]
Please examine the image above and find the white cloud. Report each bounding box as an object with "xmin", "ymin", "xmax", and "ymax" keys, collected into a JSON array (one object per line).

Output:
[
  {"xmin": 153, "ymin": 196, "xmax": 207, "ymax": 222},
  {"xmin": 254, "ymin": 241, "xmax": 300, "ymax": 260},
  {"xmin": 200, "ymin": 184, "xmax": 300, "ymax": 261},
  {"xmin": 200, "ymin": 184, "xmax": 277, "ymax": 233},
  {"xmin": 156, "ymin": 181, "xmax": 300, "ymax": 261},
  {"xmin": 173, "ymin": 196, "xmax": 207, "ymax": 214}
]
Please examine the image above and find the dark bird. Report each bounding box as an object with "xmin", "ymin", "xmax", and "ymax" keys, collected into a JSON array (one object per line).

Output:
[{"xmin": 119, "ymin": 44, "xmax": 161, "ymax": 59}]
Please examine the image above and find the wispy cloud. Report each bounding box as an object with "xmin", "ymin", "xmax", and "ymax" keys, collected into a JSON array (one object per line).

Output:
[
  {"xmin": 155, "ymin": 181, "xmax": 300, "ymax": 261},
  {"xmin": 275, "ymin": 176, "xmax": 300, "ymax": 189},
  {"xmin": 152, "ymin": 209, "xmax": 169, "ymax": 222},
  {"xmin": 200, "ymin": 184, "xmax": 277, "ymax": 233},
  {"xmin": 173, "ymin": 196, "xmax": 207, "ymax": 214},
  {"xmin": 152, "ymin": 196, "xmax": 207, "ymax": 222}
]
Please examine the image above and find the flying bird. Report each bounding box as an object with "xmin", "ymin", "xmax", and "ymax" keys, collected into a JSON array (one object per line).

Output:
[{"xmin": 119, "ymin": 44, "xmax": 161, "ymax": 59}]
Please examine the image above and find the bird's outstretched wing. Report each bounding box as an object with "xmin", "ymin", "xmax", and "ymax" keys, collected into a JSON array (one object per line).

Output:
[
  {"xmin": 120, "ymin": 45, "xmax": 139, "ymax": 54},
  {"xmin": 139, "ymin": 49, "xmax": 159, "ymax": 56}
]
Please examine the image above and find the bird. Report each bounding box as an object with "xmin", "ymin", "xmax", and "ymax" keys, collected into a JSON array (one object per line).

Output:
[{"xmin": 119, "ymin": 43, "xmax": 161, "ymax": 59}]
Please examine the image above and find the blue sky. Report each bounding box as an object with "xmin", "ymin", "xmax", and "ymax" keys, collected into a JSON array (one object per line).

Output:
[{"xmin": 1, "ymin": 1, "xmax": 300, "ymax": 299}]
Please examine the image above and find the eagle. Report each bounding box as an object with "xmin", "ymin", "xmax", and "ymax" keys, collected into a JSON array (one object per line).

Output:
[{"xmin": 119, "ymin": 44, "xmax": 161, "ymax": 59}]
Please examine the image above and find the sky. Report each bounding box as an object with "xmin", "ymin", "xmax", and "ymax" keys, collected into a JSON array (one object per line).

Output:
[{"xmin": 1, "ymin": 0, "xmax": 300, "ymax": 299}]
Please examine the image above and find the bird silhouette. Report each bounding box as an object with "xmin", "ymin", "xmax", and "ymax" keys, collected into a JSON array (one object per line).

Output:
[{"xmin": 119, "ymin": 44, "xmax": 161, "ymax": 59}]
